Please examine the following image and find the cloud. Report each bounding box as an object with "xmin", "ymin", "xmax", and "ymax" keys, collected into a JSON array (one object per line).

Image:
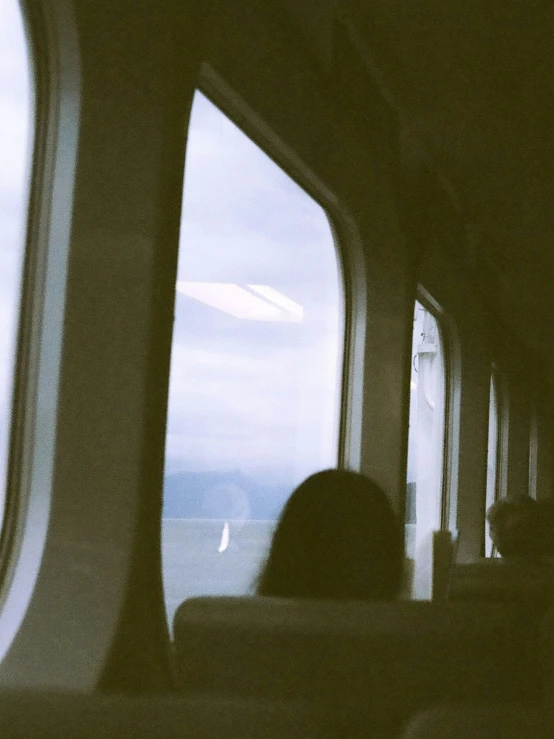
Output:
[
  {"xmin": 0, "ymin": 100, "xmax": 30, "ymax": 194},
  {"xmin": 166, "ymin": 333, "xmax": 340, "ymax": 451},
  {"xmin": 0, "ymin": 0, "xmax": 30, "ymax": 195},
  {"xmin": 177, "ymin": 92, "xmax": 341, "ymax": 299},
  {"xmin": 166, "ymin": 91, "xmax": 344, "ymax": 486}
]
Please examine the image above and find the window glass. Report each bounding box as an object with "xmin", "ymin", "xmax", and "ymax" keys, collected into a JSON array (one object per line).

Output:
[
  {"xmin": 162, "ymin": 91, "xmax": 344, "ymax": 627},
  {"xmin": 537, "ymin": 408, "xmax": 553, "ymax": 501},
  {"xmin": 496, "ymin": 372, "xmax": 510, "ymax": 503},
  {"xmin": 485, "ymin": 373, "xmax": 499, "ymax": 556},
  {"xmin": 529, "ymin": 404, "xmax": 538, "ymax": 500},
  {"xmin": 406, "ymin": 300, "xmax": 446, "ymax": 598},
  {"xmin": 0, "ymin": 0, "xmax": 30, "ymax": 528}
]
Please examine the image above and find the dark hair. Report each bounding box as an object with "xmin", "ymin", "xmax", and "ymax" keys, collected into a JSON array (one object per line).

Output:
[
  {"xmin": 486, "ymin": 495, "xmax": 537, "ymax": 557},
  {"xmin": 256, "ymin": 469, "xmax": 403, "ymax": 600}
]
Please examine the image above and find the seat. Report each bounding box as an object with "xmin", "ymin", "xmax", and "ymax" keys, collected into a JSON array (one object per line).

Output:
[
  {"xmin": 402, "ymin": 704, "xmax": 551, "ymax": 739},
  {"xmin": 447, "ymin": 559, "xmax": 554, "ymax": 605},
  {"xmin": 0, "ymin": 690, "xmax": 331, "ymax": 739},
  {"xmin": 174, "ymin": 597, "xmax": 542, "ymax": 738}
]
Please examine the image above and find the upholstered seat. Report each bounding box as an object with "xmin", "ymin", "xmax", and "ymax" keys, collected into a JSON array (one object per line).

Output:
[
  {"xmin": 0, "ymin": 690, "xmax": 331, "ymax": 739},
  {"xmin": 448, "ymin": 559, "xmax": 554, "ymax": 605},
  {"xmin": 174, "ymin": 597, "xmax": 541, "ymax": 737},
  {"xmin": 402, "ymin": 704, "xmax": 551, "ymax": 739}
]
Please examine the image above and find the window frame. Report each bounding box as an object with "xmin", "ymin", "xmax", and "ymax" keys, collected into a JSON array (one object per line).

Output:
[{"xmin": 0, "ymin": 0, "xmax": 80, "ymax": 660}]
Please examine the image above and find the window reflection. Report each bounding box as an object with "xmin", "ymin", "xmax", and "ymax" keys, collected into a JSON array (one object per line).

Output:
[
  {"xmin": 406, "ymin": 300, "xmax": 446, "ymax": 598},
  {"xmin": 529, "ymin": 405, "xmax": 538, "ymax": 500},
  {"xmin": 0, "ymin": 0, "xmax": 31, "ymax": 528},
  {"xmin": 162, "ymin": 91, "xmax": 344, "ymax": 626},
  {"xmin": 485, "ymin": 373, "xmax": 499, "ymax": 556}
]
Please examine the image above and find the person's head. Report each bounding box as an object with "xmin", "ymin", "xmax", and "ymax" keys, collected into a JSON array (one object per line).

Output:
[
  {"xmin": 486, "ymin": 495, "xmax": 537, "ymax": 558},
  {"xmin": 256, "ymin": 469, "xmax": 403, "ymax": 601}
]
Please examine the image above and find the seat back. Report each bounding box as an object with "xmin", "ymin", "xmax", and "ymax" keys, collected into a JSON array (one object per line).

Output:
[
  {"xmin": 174, "ymin": 597, "xmax": 541, "ymax": 737},
  {"xmin": 402, "ymin": 704, "xmax": 551, "ymax": 739},
  {"xmin": 0, "ymin": 690, "xmax": 330, "ymax": 739},
  {"xmin": 432, "ymin": 530, "xmax": 458, "ymax": 600},
  {"xmin": 447, "ymin": 559, "xmax": 554, "ymax": 605}
]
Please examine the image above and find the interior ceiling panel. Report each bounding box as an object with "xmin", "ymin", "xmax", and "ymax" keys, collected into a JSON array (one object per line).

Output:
[{"xmin": 340, "ymin": 0, "xmax": 554, "ymax": 370}]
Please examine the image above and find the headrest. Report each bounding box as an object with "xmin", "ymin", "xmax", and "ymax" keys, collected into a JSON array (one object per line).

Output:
[
  {"xmin": 402, "ymin": 704, "xmax": 551, "ymax": 739},
  {"xmin": 174, "ymin": 595, "xmax": 534, "ymax": 636},
  {"xmin": 448, "ymin": 559, "xmax": 554, "ymax": 603},
  {"xmin": 174, "ymin": 596, "xmax": 539, "ymax": 735}
]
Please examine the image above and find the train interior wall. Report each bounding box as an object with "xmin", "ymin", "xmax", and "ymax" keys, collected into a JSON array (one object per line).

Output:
[{"xmin": 0, "ymin": 0, "xmax": 552, "ymax": 705}]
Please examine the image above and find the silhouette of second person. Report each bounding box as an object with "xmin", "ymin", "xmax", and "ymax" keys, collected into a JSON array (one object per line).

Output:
[
  {"xmin": 486, "ymin": 495, "xmax": 537, "ymax": 559},
  {"xmin": 256, "ymin": 469, "xmax": 403, "ymax": 600}
]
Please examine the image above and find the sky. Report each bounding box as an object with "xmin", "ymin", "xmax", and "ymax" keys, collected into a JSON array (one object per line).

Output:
[
  {"xmin": 165, "ymin": 90, "xmax": 344, "ymax": 492},
  {"xmin": 0, "ymin": 0, "xmax": 30, "ymax": 519}
]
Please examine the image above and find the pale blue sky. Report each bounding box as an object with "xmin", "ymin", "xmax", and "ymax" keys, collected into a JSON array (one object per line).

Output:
[{"xmin": 166, "ymin": 91, "xmax": 343, "ymax": 488}]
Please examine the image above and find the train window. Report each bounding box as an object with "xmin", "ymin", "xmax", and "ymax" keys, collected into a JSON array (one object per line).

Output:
[
  {"xmin": 484, "ymin": 372, "xmax": 499, "ymax": 556},
  {"xmin": 0, "ymin": 0, "xmax": 30, "ymax": 530},
  {"xmin": 406, "ymin": 299, "xmax": 446, "ymax": 598},
  {"xmin": 496, "ymin": 372, "xmax": 510, "ymax": 502},
  {"xmin": 162, "ymin": 91, "xmax": 344, "ymax": 627},
  {"xmin": 537, "ymin": 408, "xmax": 553, "ymax": 500},
  {"xmin": 528, "ymin": 404, "xmax": 538, "ymax": 499}
]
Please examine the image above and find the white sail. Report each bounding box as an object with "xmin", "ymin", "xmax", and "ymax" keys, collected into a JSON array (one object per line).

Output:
[{"xmin": 218, "ymin": 521, "xmax": 230, "ymax": 553}]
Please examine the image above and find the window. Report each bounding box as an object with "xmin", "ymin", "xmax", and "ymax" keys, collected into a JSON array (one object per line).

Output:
[
  {"xmin": 528, "ymin": 404, "xmax": 538, "ymax": 500},
  {"xmin": 536, "ymin": 407, "xmax": 553, "ymax": 500},
  {"xmin": 162, "ymin": 91, "xmax": 344, "ymax": 627},
  {"xmin": 0, "ymin": 0, "xmax": 31, "ymax": 530},
  {"xmin": 484, "ymin": 372, "xmax": 499, "ymax": 556},
  {"xmin": 406, "ymin": 299, "xmax": 446, "ymax": 599},
  {"xmin": 496, "ymin": 372, "xmax": 509, "ymax": 502}
]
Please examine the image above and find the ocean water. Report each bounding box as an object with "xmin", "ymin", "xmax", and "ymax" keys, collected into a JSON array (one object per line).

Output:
[{"xmin": 162, "ymin": 518, "xmax": 276, "ymax": 630}]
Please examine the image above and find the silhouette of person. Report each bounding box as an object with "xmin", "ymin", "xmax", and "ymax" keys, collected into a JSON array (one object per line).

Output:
[
  {"xmin": 486, "ymin": 495, "xmax": 537, "ymax": 558},
  {"xmin": 256, "ymin": 469, "xmax": 403, "ymax": 600}
]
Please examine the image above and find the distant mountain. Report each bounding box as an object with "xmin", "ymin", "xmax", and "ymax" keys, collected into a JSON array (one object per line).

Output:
[{"xmin": 163, "ymin": 469, "xmax": 291, "ymax": 520}]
